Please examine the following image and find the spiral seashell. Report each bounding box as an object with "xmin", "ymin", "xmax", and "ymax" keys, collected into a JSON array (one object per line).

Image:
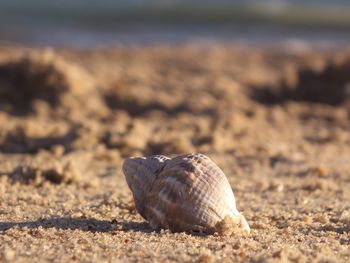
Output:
[{"xmin": 122, "ymin": 153, "xmax": 250, "ymax": 235}]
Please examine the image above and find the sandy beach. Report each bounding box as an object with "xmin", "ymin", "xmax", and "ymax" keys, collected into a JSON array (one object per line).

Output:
[{"xmin": 0, "ymin": 44, "xmax": 349, "ymax": 262}]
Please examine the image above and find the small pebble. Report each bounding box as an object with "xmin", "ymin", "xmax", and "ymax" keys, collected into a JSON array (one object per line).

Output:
[
  {"xmin": 4, "ymin": 246, "xmax": 15, "ymax": 261},
  {"xmin": 51, "ymin": 145, "xmax": 65, "ymax": 157},
  {"xmin": 303, "ymin": 215, "xmax": 313, "ymax": 224},
  {"xmin": 314, "ymin": 214, "xmax": 329, "ymax": 224},
  {"xmin": 197, "ymin": 249, "xmax": 213, "ymax": 263},
  {"xmin": 310, "ymin": 165, "xmax": 328, "ymax": 177}
]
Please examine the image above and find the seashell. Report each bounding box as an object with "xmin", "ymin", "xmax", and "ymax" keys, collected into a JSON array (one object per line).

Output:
[{"xmin": 122, "ymin": 153, "xmax": 250, "ymax": 235}]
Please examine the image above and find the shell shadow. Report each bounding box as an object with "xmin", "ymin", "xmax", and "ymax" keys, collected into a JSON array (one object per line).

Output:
[
  {"xmin": 0, "ymin": 217, "xmax": 113, "ymax": 233},
  {"xmin": 0, "ymin": 217, "xmax": 215, "ymax": 236},
  {"xmin": 0, "ymin": 217, "xmax": 157, "ymax": 234},
  {"xmin": 115, "ymin": 220, "xmax": 154, "ymax": 233},
  {"xmin": 114, "ymin": 220, "xmax": 212, "ymax": 236}
]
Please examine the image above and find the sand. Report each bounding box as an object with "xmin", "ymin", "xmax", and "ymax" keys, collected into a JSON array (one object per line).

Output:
[{"xmin": 0, "ymin": 44, "xmax": 349, "ymax": 262}]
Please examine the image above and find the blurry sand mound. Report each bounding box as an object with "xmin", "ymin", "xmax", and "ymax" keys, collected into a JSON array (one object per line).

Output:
[
  {"xmin": 0, "ymin": 50, "xmax": 111, "ymax": 153},
  {"xmin": 251, "ymin": 53, "xmax": 350, "ymax": 106},
  {"xmin": 0, "ymin": 49, "xmax": 107, "ymax": 116},
  {"xmin": 1, "ymin": 148, "xmax": 111, "ymax": 187},
  {"xmin": 1, "ymin": 46, "xmax": 350, "ymax": 157},
  {"xmin": 0, "ymin": 45, "xmax": 350, "ymax": 262}
]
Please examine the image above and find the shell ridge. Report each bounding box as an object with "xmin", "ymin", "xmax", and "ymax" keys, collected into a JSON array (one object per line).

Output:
[{"xmin": 122, "ymin": 153, "xmax": 250, "ymax": 234}]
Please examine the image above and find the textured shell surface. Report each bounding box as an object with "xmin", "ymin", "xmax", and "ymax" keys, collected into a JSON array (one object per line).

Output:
[
  {"xmin": 122, "ymin": 153, "xmax": 250, "ymax": 234},
  {"xmin": 122, "ymin": 155, "xmax": 169, "ymax": 217}
]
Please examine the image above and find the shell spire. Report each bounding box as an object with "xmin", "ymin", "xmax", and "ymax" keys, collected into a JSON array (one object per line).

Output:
[{"xmin": 122, "ymin": 153, "xmax": 250, "ymax": 235}]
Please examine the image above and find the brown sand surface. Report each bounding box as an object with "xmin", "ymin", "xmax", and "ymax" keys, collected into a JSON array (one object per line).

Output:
[{"xmin": 0, "ymin": 44, "xmax": 349, "ymax": 262}]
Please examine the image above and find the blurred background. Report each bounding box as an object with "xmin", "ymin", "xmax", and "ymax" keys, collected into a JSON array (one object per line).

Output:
[
  {"xmin": 1, "ymin": 0, "xmax": 350, "ymax": 47},
  {"xmin": 1, "ymin": 3, "xmax": 350, "ymax": 262}
]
